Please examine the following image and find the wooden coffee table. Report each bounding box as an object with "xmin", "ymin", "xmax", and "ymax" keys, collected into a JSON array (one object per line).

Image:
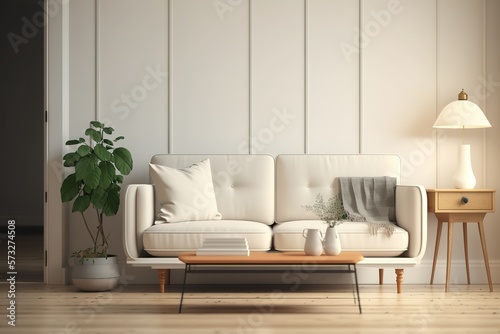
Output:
[{"xmin": 178, "ymin": 251, "xmax": 364, "ymax": 313}]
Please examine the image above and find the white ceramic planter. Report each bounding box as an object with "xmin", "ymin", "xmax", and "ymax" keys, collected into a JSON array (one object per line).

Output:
[{"xmin": 71, "ymin": 255, "xmax": 120, "ymax": 292}]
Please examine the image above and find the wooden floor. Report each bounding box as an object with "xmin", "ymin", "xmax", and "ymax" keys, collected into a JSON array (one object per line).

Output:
[{"xmin": 0, "ymin": 283, "xmax": 499, "ymax": 333}]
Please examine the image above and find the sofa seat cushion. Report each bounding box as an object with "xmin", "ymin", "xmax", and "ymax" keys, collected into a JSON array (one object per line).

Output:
[
  {"xmin": 143, "ymin": 220, "xmax": 273, "ymax": 256},
  {"xmin": 273, "ymin": 221, "xmax": 408, "ymax": 257}
]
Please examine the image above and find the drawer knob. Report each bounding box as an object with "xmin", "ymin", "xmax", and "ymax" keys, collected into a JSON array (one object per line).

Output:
[{"xmin": 461, "ymin": 196, "xmax": 469, "ymax": 204}]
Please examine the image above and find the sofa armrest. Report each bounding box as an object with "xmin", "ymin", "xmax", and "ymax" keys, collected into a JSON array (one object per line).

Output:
[
  {"xmin": 395, "ymin": 185, "xmax": 427, "ymax": 259},
  {"xmin": 123, "ymin": 184, "xmax": 155, "ymax": 260}
]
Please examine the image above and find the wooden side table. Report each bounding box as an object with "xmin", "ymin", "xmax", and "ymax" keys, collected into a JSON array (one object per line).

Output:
[{"xmin": 427, "ymin": 189, "xmax": 495, "ymax": 292}]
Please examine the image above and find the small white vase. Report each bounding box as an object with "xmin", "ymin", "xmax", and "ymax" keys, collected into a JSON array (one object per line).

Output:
[
  {"xmin": 453, "ymin": 144, "xmax": 476, "ymax": 189},
  {"xmin": 323, "ymin": 226, "xmax": 341, "ymax": 256},
  {"xmin": 302, "ymin": 229, "xmax": 324, "ymax": 256}
]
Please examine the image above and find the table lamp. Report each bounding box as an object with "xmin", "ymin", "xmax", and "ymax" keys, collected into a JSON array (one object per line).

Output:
[{"xmin": 433, "ymin": 89, "xmax": 491, "ymax": 189}]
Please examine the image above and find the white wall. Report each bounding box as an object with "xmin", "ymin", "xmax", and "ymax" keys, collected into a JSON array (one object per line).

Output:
[{"xmin": 47, "ymin": 0, "xmax": 500, "ymax": 285}]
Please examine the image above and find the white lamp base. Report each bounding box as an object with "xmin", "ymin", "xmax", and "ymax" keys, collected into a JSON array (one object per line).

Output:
[{"xmin": 453, "ymin": 144, "xmax": 476, "ymax": 189}]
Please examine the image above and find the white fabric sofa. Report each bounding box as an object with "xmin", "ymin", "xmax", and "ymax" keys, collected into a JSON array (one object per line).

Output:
[{"xmin": 124, "ymin": 154, "xmax": 427, "ymax": 293}]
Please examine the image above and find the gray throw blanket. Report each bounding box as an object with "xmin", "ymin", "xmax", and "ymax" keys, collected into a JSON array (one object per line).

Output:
[{"xmin": 339, "ymin": 176, "xmax": 397, "ymax": 236}]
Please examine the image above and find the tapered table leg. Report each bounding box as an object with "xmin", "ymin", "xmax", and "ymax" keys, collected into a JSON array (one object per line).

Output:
[
  {"xmin": 477, "ymin": 220, "xmax": 494, "ymax": 292},
  {"xmin": 430, "ymin": 221, "xmax": 443, "ymax": 285},
  {"xmin": 445, "ymin": 222, "xmax": 454, "ymax": 292},
  {"xmin": 463, "ymin": 223, "xmax": 470, "ymax": 284}
]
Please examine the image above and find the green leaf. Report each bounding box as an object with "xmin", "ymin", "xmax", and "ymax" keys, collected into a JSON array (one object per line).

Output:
[
  {"xmin": 113, "ymin": 147, "xmax": 133, "ymax": 175},
  {"xmin": 62, "ymin": 152, "xmax": 80, "ymax": 167},
  {"xmin": 83, "ymin": 183, "xmax": 93, "ymax": 195},
  {"xmin": 75, "ymin": 155, "xmax": 101, "ymax": 189},
  {"xmin": 65, "ymin": 139, "xmax": 81, "ymax": 145},
  {"xmin": 90, "ymin": 121, "xmax": 104, "ymax": 128},
  {"xmin": 103, "ymin": 139, "xmax": 114, "ymax": 146},
  {"xmin": 103, "ymin": 127, "xmax": 114, "ymax": 135},
  {"xmin": 102, "ymin": 188, "xmax": 120, "ymax": 216},
  {"xmin": 76, "ymin": 145, "xmax": 91, "ymax": 157},
  {"xmin": 72, "ymin": 194, "xmax": 91, "ymax": 213},
  {"xmin": 114, "ymin": 136, "xmax": 124, "ymax": 142},
  {"xmin": 90, "ymin": 186, "xmax": 107, "ymax": 210},
  {"xmin": 60, "ymin": 173, "xmax": 81, "ymax": 202},
  {"xmin": 85, "ymin": 128, "xmax": 101, "ymax": 142},
  {"xmin": 94, "ymin": 144, "xmax": 112, "ymax": 161},
  {"xmin": 98, "ymin": 161, "xmax": 115, "ymax": 189}
]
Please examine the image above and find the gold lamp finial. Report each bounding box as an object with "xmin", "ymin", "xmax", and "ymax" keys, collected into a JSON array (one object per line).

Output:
[{"xmin": 458, "ymin": 89, "xmax": 468, "ymax": 100}]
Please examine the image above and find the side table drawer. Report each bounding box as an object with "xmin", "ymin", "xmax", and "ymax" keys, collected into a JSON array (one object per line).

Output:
[{"xmin": 437, "ymin": 192, "xmax": 494, "ymax": 211}]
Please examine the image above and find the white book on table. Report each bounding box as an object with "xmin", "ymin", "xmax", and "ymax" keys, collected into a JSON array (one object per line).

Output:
[
  {"xmin": 197, "ymin": 237, "xmax": 250, "ymax": 256},
  {"xmin": 196, "ymin": 248, "xmax": 250, "ymax": 256},
  {"xmin": 202, "ymin": 237, "xmax": 247, "ymax": 243},
  {"xmin": 201, "ymin": 237, "xmax": 248, "ymax": 249}
]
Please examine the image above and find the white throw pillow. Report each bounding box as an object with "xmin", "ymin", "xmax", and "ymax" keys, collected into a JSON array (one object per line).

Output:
[{"xmin": 149, "ymin": 159, "xmax": 222, "ymax": 223}]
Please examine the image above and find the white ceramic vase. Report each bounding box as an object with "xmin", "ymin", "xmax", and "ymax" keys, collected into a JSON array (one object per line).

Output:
[
  {"xmin": 453, "ymin": 144, "xmax": 476, "ymax": 189},
  {"xmin": 323, "ymin": 226, "xmax": 341, "ymax": 256},
  {"xmin": 302, "ymin": 228, "xmax": 324, "ymax": 256}
]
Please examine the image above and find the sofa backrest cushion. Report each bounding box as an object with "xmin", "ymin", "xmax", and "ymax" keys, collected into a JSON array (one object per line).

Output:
[
  {"xmin": 150, "ymin": 154, "xmax": 275, "ymax": 225},
  {"xmin": 275, "ymin": 154, "xmax": 401, "ymax": 223}
]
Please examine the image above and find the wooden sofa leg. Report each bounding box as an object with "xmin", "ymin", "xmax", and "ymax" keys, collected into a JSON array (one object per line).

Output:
[
  {"xmin": 395, "ymin": 269, "xmax": 404, "ymax": 293},
  {"xmin": 379, "ymin": 268, "xmax": 384, "ymax": 285},
  {"xmin": 157, "ymin": 269, "xmax": 170, "ymax": 293}
]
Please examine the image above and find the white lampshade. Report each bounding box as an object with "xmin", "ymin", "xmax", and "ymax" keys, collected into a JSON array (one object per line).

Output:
[
  {"xmin": 433, "ymin": 90, "xmax": 491, "ymax": 129},
  {"xmin": 433, "ymin": 89, "xmax": 491, "ymax": 189}
]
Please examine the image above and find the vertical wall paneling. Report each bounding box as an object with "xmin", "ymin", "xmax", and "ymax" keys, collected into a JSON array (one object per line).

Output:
[
  {"xmin": 435, "ymin": 0, "xmax": 440, "ymax": 186},
  {"xmin": 95, "ymin": 0, "xmax": 100, "ymax": 119},
  {"xmin": 98, "ymin": 0, "xmax": 169, "ymax": 173},
  {"xmin": 171, "ymin": 0, "xmax": 249, "ymax": 154},
  {"xmin": 485, "ymin": 0, "xmax": 500, "ymax": 269},
  {"xmin": 481, "ymin": 0, "xmax": 487, "ymax": 185},
  {"xmin": 437, "ymin": 0, "xmax": 488, "ymax": 262},
  {"xmin": 307, "ymin": 0, "xmax": 359, "ymax": 154},
  {"xmin": 168, "ymin": 0, "xmax": 173, "ymax": 153},
  {"xmin": 252, "ymin": 0, "xmax": 305, "ymax": 155},
  {"xmin": 249, "ymin": 0, "xmax": 253, "ymax": 154},
  {"xmin": 304, "ymin": 0, "xmax": 308, "ymax": 153},
  {"xmin": 46, "ymin": 0, "xmax": 71, "ymax": 284},
  {"xmin": 98, "ymin": 0, "xmax": 169, "ymax": 256},
  {"xmin": 67, "ymin": 0, "xmax": 98, "ymax": 268},
  {"xmin": 68, "ymin": 0, "xmax": 96, "ymax": 130},
  {"xmin": 359, "ymin": 0, "xmax": 364, "ymax": 154},
  {"xmin": 436, "ymin": 0, "xmax": 484, "ymax": 189},
  {"xmin": 363, "ymin": 0, "xmax": 437, "ymax": 187}
]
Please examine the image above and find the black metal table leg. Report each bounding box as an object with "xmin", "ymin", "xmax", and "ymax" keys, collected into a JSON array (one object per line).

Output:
[
  {"xmin": 353, "ymin": 264, "xmax": 362, "ymax": 314},
  {"xmin": 177, "ymin": 262, "xmax": 362, "ymax": 314},
  {"xmin": 178, "ymin": 264, "xmax": 189, "ymax": 313}
]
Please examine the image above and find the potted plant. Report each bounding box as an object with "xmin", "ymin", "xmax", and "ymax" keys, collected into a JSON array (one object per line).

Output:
[
  {"xmin": 303, "ymin": 193, "xmax": 349, "ymax": 256},
  {"xmin": 60, "ymin": 121, "xmax": 133, "ymax": 291}
]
